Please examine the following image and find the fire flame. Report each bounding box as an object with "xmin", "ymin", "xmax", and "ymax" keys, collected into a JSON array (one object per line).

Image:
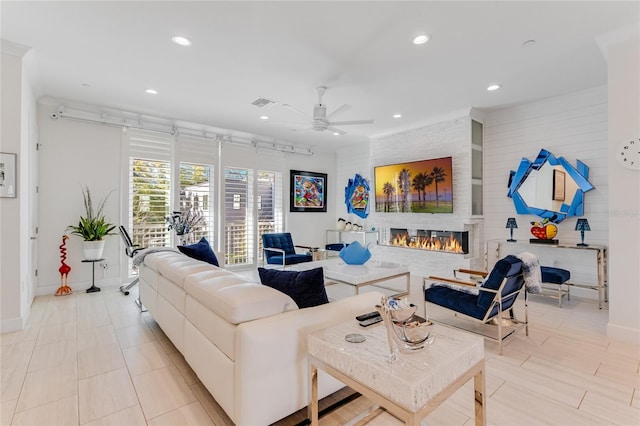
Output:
[{"xmin": 390, "ymin": 232, "xmax": 465, "ymax": 253}]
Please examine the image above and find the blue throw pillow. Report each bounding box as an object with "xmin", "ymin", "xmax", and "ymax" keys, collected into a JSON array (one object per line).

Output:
[
  {"xmin": 258, "ymin": 267, "xmax": 329, "ymax": 309},
  {"xmin": 339, "ymin": 240, "xmax": 371, "ymax": 265},
  {"xmin": 178, "ymin": 237, "xmax": 219, "ymax": 267}
]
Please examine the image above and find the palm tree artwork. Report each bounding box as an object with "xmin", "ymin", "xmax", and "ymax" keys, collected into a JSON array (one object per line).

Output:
[
  {"xmin": 382, "ymin": 182, "xmax": 395, "ymax": 212},
  {"xmin": 397, "ymin": 168, "xmax": 412, "ymax": 212},
  {"xmin": 431, "ymin": 166, "xmax": 447, "ymax": 208},
  {"xmin": 374, "ymin": 156, "xmax": 452, "ymax": 213}
]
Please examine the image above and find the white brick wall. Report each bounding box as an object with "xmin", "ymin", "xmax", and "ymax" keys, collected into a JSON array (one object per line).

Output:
[{"xmin": 337, "ymin": 115, "xmax": 479, "ymax": 312}]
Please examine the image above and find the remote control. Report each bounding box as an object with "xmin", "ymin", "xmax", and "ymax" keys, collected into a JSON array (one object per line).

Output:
[
  {"xmin": 359, "ymin": 316, "xmax": 383, "ymax": 327},
  {"xmin": 356, "ymin": 311, "xmax": 380, "ymax": 322}
]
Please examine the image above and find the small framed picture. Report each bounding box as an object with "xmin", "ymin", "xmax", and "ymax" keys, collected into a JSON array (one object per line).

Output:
[
  {"xmin": 0, "ymin": 153, "xmax": 17, "ymax": 198},
  {"xmin": 290, "ymin": 170, "xmax": 327, "ymax": 212},
  {"xmin": 552, "ymin": 169, "xmax": 565, "ymax": 201}
]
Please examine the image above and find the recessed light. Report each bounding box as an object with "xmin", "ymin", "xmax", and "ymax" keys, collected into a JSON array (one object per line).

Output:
[
  {"xmin": 487, "ymin": 84, "xmax": 501, "ymax": 91},
  {"xmin": 333, "ymin": 132, "xmax": 340, "ymax": 136},
  {"xmin": 81, "ymin": 83, "xmax": 91, "ymax": 87},
  {"xmin": 393, "ymin": 114, "xmax": 402, "ymax": 118},
  {"xmin": 171, "ymin": 35, "xmax": 192, "ymax": 47},
  {"xmin": 260, "ymin": 116, "xmax": 269, "ymax": 120},
  {"xmin": 145, "ymin": 89, "xmax": 158, "ymax": 94},
  {"xmin": 413, "ymin": 34, "xmax": 430, "ymax": 45}
]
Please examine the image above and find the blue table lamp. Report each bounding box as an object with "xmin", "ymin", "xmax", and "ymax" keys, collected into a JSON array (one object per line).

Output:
[
  {"xmin": 506, "ymin": 217, "xmax": 518, "ymax": 242},
  {"xmin": 575, "ymin": 218, "xmax": 591, "ymax": 247}
]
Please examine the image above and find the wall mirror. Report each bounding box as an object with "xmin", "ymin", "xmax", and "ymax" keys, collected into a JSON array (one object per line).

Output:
[{"xmin": 507, "ymin": 149, "xmax": 594, "ymax": 223}]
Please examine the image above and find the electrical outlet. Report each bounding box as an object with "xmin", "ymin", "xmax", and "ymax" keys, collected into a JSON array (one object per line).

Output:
[{"xmin": 101, "ymin": 262, "xmax": 108, "ymax": 270}]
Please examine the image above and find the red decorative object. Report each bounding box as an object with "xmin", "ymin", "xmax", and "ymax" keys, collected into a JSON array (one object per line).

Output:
[
  {"xmin": 529, "ymin": 220, "xmax": 558, "ymax": 240},
  {"xmin": 56, "ymin": 235, "xmax": 73, "ymax": 296}
]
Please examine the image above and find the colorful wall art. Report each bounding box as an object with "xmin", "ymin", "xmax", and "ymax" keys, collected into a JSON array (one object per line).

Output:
[
  {"xmin": 345, "ymin": 173, "xmax": 370, "ymax": 218},
  {"xmin": 290, "ymin": 170, "xmax": 327, "ymax": 212},
  {"xmin": 374, "ymin": 157, "xmax": 453, "ymax": 213}
]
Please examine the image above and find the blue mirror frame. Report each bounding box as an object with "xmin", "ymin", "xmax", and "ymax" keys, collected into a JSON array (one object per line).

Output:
[{"xmin": 507, "ymin": 149, "xmax": 594, "ymax": 223}]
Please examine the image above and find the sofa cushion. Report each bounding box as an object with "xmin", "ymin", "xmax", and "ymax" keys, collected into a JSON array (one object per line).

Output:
[
  {"xmin": 178, "ymin": 237, "xmax": 219, "ymax": 267},
  {"xmin": 158, "ymin": 258, "xmax": 213, "ymax": 288},
  {"xmin": 258, "ymin": 267, "xmax": 329, "ymax": 309},
  {"xmin": 185, "ymin": 277, "xmax": 298, "ymax": 325}
]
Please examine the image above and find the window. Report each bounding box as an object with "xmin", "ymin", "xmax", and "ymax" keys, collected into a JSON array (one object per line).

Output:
[
  {"xmin": 130, "ymin": 158, "xmax": 172, "ymax": 248},
  {"xmin": 257, "ymin": 170, "xmax": 282, "ymax": 261},
  {"xmin": 224, "ymin": 168, "xmax": 283, "ymax": 266},
  {"xmin": 125, "ymin": 129, "xmax": 216, "ymax": 277},
  {"xmin": 179, "ymin": 162, "xmax": 213, "ymax": 243},
  {"xmin": 224, "ymin": 167, "xmax": 253, "ymax": 265}
]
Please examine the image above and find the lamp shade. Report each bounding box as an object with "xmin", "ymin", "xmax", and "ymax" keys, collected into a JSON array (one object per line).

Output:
[
  {"xmin": 505, "ymin": 217, "xmax": 518, "ymax": 229},
  {"xmin": 575, "ymin": 218, "xmax": 590, "ymax": 231}
]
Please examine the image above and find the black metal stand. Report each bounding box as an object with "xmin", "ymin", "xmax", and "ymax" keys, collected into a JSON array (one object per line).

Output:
[{"xmin": 82, "ymin": 259, "xmax": 104, "ymax": 293}]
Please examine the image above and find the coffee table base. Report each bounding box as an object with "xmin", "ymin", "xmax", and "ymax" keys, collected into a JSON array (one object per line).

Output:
[{"xmin": 308, "ymin": 358, "xmax": 486, "ymax": 426}]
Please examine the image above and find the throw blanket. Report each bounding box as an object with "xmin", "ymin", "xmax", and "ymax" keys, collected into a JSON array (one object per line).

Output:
[
  {"xmin": 133, "ymin": 247, "xmax": 178, "ymax": 266},
  {"xmin": 515, "ymin": 251, "xmax": 542, "ymax": 294}
]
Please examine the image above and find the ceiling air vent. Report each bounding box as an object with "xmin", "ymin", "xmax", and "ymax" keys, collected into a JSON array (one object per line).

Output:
[{"xmin": 251, "ymin": 97, "xmax": 276, "ymax": 108}]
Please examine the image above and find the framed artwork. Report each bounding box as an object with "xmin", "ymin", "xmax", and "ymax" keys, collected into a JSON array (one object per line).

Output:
[
  {"xmin": 345, "ymin": 173, "xmax": 370, "ymax": 218},
  {"xmin": 0, "ymin": 153, "xmax": 17, "ymax": 198},
  {"xmin": 374, "ymin": 156, "xmax": 453, "ymax": 213},
  {"xmin": 552, "ymin": 169, "xmax": 565, "ymax": 201},
  {"xmin": 290, "ymin": 170, "xmax": 327, "ymax": 212}
]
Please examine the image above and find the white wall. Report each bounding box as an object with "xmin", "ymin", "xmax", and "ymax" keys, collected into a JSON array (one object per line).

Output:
[
  {"xmin": 605, "ymin": 30, "xmax": 640, "ymax": 344},
  {"xmin": 0, "ymin": 42, "xmax": 37, "ymax": 332},
  {"xmin": 1, "ymin": 50, "xmax": 24, "ymax": 331},
  {"xmin": 37, "ymin": 104, "xmax": 123, "ymax": 293},
  {"xmin": 484, "ymin": 87, "xmax": 609, "ymax": 303}
]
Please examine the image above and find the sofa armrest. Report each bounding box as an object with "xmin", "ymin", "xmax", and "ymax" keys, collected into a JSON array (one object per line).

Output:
[{"xmin": 233, "ymin": 291, "xmax": 383, "ymax": 425}]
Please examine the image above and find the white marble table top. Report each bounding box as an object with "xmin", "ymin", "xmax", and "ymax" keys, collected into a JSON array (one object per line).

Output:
[
  {"xmin": 308, "ymin": 320, "xmax": 484, "ymax": 411},
  {"xmin": 291, "ymin": 258, "xmax": 408, "ymax": 285}
]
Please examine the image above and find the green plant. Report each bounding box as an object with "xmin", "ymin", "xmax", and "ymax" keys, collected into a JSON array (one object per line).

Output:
[{"xmin": 68, "ymin": 187, "xmax": 116, "ymax": 241}]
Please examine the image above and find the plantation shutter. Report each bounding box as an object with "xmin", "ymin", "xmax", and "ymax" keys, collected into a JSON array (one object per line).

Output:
[
  {"xmin": 126, "ymin": 129, "xmax": 173, "ymax": 253},
  {"xmin": 224, "ymin": 167, "xmax": 254, "ymax": 266},
  {"xmin": 257, "ymin": 171, "xmax": 283, "ymax": 261},
  {"xmin": 176, "ymin": 135, "xmax": 217, "ymax": 246}
]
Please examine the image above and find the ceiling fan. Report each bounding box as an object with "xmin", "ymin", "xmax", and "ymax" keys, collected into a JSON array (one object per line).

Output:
[{"xmin": 280, "ymin": 86, "xmax": 374, "ymax": 135}]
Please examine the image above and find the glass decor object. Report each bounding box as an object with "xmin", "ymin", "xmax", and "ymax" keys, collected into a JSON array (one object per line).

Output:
[
  {"xmin": 507, "ymin": 149, "xmax": 595, "ymax": 223},
  {"xmin": 505, "ymin": 217, "xmax": 518, "ymax": 242},
  {"xmin": 575, "ymin": 218, "xmax": 591, "ymax": 247}
]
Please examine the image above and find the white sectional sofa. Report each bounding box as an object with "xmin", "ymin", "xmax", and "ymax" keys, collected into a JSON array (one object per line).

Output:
[{"xmin": 138, "ymin": 251, "xmax": 381, "ymax": 425}]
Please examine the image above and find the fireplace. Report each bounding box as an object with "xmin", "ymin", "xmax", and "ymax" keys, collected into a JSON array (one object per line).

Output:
[{"xmin": 380, "ymin": 228, "xmax": 469, "ymax": 254}]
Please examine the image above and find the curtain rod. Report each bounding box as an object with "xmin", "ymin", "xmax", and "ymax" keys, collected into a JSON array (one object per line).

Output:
[{"xmin": 51, "ymin": 105, "xmax": 314, "ymax": 156}]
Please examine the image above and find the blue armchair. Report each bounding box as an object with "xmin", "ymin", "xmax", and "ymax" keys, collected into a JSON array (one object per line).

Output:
[
  {"xmin": 262, "ymin": 232, "xmax": 313, "ymax": 269},
  {"xmin": 424, "ymin": 255, "xmax": 528, "ymax": 355}
]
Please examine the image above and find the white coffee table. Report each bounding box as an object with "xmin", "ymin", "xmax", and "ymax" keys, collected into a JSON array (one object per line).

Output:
[
  {"xmin": 291, "ymin": 258, "xmax": 410, "ymax": 297},
  {"xmin": 307, "ymin": 320, "xmax": 486, "ymax": 425}
]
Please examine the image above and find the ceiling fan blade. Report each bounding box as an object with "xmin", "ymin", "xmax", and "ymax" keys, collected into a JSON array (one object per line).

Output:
[
  {"xmin": 328, "ymin": 119, "xmax": 374, "ymax": 126},
  {"xmin": 326, "ymin": 104, "xmax": 351, "ymax": 120},
  {"xmin": 327, "ymin": 126, "xmax": 347, "ymax": 135},
  {"xmin": 282, "ymin": 104, "xmax": 312, "ymax": 121},
  {"xmin": 267, "ymin": 121, "xmax": 309, "ymax": 126}
]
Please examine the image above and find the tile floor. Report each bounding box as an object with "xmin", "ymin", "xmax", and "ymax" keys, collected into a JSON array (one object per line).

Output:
[{"xmin": 1, "ymin": 286, "xmax": 638, "ymax": 425}]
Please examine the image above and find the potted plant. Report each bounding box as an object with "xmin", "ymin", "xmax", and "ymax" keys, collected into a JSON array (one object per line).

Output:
[{"xmin": 68, "ymin": 187, "xmax": 116, "ymax": 260}]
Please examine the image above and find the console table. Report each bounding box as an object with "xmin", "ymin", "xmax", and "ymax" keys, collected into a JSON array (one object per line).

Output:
[
  {"xmin": 308, "ymin": 320, "xmax": 485, "ymax": 425},
  {"xmin": 485, "ymin": 240, "xmax": 608, "ymax": 309}
]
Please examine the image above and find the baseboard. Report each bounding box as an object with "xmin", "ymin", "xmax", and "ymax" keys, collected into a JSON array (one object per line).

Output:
[
  {"xmin": 1, "ymin": 316, "xmax": 26, "ymax": 333},
  {"xmin": 607, "ymin": 322, "xmax": 640, "ymax": 345},
  {"xmin": 35, "ymin": 277, "xmax": 123, "ymax": 296}
]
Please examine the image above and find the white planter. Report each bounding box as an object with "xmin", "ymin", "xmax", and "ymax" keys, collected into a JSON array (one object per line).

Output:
[{"xmin": 83, "ymin": 240, "xmax": 105, "ymax": 260}]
